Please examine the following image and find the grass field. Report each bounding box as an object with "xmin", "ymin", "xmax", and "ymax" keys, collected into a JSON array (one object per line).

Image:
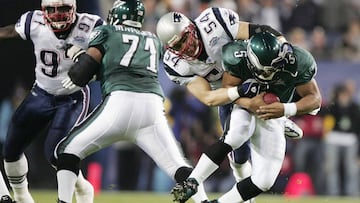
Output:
[{"xmin": 29, "ymin": 190, "xmax": 359, "ymax": 203}]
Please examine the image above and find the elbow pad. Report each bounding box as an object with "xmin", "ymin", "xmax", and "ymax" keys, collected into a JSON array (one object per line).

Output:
[
  {"xmin": 249, "ymin": 24, "xmax": 283, "ymax": 37},
  {"xmin": 68, "ymin": 54, "xmax": 100, "ymax": 87}
]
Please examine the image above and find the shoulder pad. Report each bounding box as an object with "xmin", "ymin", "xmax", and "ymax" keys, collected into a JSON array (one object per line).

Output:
[
  {"xmin": 89, "ymin": 25, "xmax": 109, "ymax": 43},
  {"xmin": 292, "ymin": 46, "xmax": 316, "ymax": 77},
  {"xmin": 222, "ymin": 40, "xmax": 247, "ymax": 67}
]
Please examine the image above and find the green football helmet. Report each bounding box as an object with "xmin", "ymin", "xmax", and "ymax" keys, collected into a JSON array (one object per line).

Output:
[
  {"xmin": 107, "ymin": 0, "xmax": 145, "ymax": 29},
  {"xmin": 247, "ymin": 31, "xmax": 282, "ymax": 84}
]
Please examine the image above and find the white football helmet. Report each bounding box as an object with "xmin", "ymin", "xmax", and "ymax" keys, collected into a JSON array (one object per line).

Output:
[
  {"xmin": 41, "ymin": 0, "xmax": 76, "ymax": 32},
  {"xmin": 156, "ymin": 12, "xmax": 203, "ymax": 59}
]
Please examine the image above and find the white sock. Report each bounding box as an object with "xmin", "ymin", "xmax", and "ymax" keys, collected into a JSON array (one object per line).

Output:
[
  {"xmin": 0, "ymin": 171, "xmax": 10, "ymax": 197},
  {"xmin": 218, "ymin": 184, "xmax": 243, "ymax": 203},
  {"xmin": 190, "ymin": 183, "xmax": 208, "ymax": 203},
  {"xmin": 75, "ymin": 171, "xmax": 88, "ymax": 190},
  {"xmin": 229, "ymin": 159, "xmax": 252, "ymax": 182},
  {"xmin": 57, "ymin": 170, "xmax": 78, "ymax": 203},
  {"xmin": 4, "ymin": 154, "xmax": 34, "ymax": 203},
  {"xmin": 189, "ymin": 154, "xmax": 219, "ymax": 183},
  {"xmin": 74, "ymin": 170, "xmax": 94, "ymax": 203}
]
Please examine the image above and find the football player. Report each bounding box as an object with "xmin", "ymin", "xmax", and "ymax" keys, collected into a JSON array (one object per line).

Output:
[
  {"xmin": 156, "ymin": 9, "xmax": 303, "ymax": 202},
  {"xmin": 56, "ymin": 0, "xmax": 209, "ymax": 203},
  {"xmin": 0, "ymin": 0, "xmax": 104, "ymax": 202},
  {"xmin": 172, "ymin": 32, "xmax": 322, "ymax": 202}
]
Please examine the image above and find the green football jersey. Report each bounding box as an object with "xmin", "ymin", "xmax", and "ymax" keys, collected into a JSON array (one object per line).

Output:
[
  {"xmin": 222, "ymin": 40, "xmax": 317, "ymax": 103},
  {"xmin": 88, "ymin": 25, "xmax": 164, "ymax": 98}
]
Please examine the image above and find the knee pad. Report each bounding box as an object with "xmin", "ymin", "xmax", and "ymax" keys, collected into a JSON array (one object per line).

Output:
[
  {"xmin": 174, "ymin": 166, "xmax": 193, "ymax": 183},
  {"xmin": 237, "ymin": 177, "xmax": 263, "ymax": 201},
  {"xmin": 57, "ymin": 153, "xmax": 80, "ymax": 175},
  {"xmin": 205, "ymin": 141, "xmax": 232, "ymax": 165}
]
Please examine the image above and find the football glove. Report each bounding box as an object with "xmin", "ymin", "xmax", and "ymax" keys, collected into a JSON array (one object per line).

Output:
[
  {"xmin": 61, "ymin": 76, "xmax": 78, "ymax": 90},
  {"xmin": 271, "ymin": 42, "xmax": 296, "ymax": 69},
  {"xmin": 237, "ymin": 79, "xmax": 261, "ymax": 98},
  {"xmin": 65, "ymin": 44, "xmax": 86, "ymax": 62}
]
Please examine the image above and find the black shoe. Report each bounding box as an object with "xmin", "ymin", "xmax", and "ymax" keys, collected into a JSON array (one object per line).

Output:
[
  {"xmin": 0, "ymin": 195, "xmax": 15, "ymax": 203},
  {"xmin": 57, "ymin": 199, "xmax": 67, "ymax": 203},
  {"xmin": 171, "ymin": 178, "xmax": 199, "ymax": 202}
]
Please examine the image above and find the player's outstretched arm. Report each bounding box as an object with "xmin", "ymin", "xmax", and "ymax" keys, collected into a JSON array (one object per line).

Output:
[
  {"xmin": 0, "ymin": 25, "xmax": 20, "ymax": 41},
  {"xmin": 186, "ymin": 77, "xmax": 234, "ymax": 106}
]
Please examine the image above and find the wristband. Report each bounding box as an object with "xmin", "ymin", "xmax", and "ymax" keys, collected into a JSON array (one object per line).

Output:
[
  {"xmin": 227, "ymin": 87, "xmax": 240, "ymax": 101},
  {"xmin": 283, "ymin": 103, "xmax": 297, "ymax": 117}
]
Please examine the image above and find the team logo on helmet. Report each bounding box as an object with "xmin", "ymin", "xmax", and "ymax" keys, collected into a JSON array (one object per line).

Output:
[{"xmin": 173, "ymin": 13, "xmax": 182, "ymax": 22}]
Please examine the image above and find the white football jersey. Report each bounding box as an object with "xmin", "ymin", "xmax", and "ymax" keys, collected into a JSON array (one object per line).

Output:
[
  {"xmin": 15, "ymin": 10, "xmax": 103, "ymax": 95},
  {"xmin": 163, "ymin": 7, "xmax": 240, "ymax": 89}
]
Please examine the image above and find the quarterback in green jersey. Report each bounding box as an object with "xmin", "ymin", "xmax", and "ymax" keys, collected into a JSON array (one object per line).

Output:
[
  {"xmin": 172, "ymin": 32, "xmax": 322, "ymax": 203},
  {"xmin": 55, "ymin": 1, "xmax": 210, "ymax": 203}
]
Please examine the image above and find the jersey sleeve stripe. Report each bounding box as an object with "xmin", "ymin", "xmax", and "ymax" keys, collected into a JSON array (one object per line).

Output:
[
  {"xmin": 163, "ymin": 64, "xmax": 194, "ymax": 78},
  {"xmin": 25, "ymin": 11, "xmax": 34, "ymax": 40},
  {"xmin": 212, "ymin": 8, "xmax": 233, "ymax": 41}
]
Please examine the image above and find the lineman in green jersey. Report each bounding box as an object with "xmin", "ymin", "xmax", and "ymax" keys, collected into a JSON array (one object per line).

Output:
[
  {"xmin": 173, "ymin": 32, "xmax": 322, "ymax": 203},
  {"xmin": 55, "ymin": 1, "xmax": 209, "ymax": 203}
]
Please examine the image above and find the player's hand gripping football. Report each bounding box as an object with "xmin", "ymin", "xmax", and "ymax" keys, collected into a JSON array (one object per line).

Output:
[
  {"xmin": 240, "ymin": 92, "xmax": 267, "ymax": 114},
  {"xmin": 256, "ymin": 93, "xmax": 284, "ymax": 120}
]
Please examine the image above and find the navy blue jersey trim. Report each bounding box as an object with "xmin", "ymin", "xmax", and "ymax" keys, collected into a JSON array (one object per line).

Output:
[
  {"xmin": 163, "ymin": 64, "xmax": 194, "ymax": 78},
  {"xmin": 212, "ymin": 8, "xmax": 233, "ymax": 41},
  {"xmin": 25, "ymin": 11, "xmax": 34, "ymax": 40}
]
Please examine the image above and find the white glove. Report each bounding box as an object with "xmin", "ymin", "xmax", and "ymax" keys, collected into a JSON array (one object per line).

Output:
[
  {"xmin": 61, "ymin": 76, "xmax": 78, "ymax": 90},
  {"xmin": 65, "ymin": 44, "xmax": 85, "ymax": 61}
]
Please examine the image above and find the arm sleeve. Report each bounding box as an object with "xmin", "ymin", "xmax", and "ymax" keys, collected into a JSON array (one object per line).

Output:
[{"xmin": 68, "ymin": 53, "xmax": 100, "ymax": 87}]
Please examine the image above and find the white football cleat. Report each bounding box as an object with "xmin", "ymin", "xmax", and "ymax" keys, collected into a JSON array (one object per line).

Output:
[{"xmin": 284, "ymin": 119, "xmax": 303, "ymax": 139}]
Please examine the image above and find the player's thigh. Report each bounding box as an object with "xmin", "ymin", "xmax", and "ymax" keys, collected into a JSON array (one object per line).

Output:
[
  {"xmin": 45, "ymin": 92, "xmax": 90, "ymax": 164},
  {"xmin": 223, "ymin": 106, "xmax": 254, "ymax": 149},
  {"xmin": 57, "ymin": 97, "xmax": 129, "ymax": 159},
  {"xmin": 4, "ymin": 90, "xmax": 53, "ymax": 160},
  {"xmin": 251, "ymin": 118, "xmax": 286, "ymax": 188}
]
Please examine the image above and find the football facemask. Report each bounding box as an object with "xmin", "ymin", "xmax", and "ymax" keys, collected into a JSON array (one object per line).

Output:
[
  {"xmin": 156, "ymin": 12, "xmax": 203, "ymax": 60},
  {"xmin": 167, "ymin": 24, "xmax": 203, "ymax": 60},
  {"xmin": 42, "ymin": 0, "xmax": 76, "ymax": 32}
]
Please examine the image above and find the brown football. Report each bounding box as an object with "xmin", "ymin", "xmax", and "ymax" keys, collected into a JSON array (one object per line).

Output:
[{"xmin": 263, "ymin": 92, "xmax": 280, "ymax": 104}]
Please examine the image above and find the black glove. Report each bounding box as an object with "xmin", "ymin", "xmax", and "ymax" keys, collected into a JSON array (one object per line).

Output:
[
  {"xmin": 237, "ymin": 79, "xmax": 261, "ymax": 98},
  {"xmin": 271, "ymin": 42, "xmax": 296, "ymax": 69}
]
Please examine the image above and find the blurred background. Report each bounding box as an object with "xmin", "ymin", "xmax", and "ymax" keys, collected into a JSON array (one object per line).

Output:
[{"xmin": 0, "ymin": 0, "xmax": 360, "ymax": 199}]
